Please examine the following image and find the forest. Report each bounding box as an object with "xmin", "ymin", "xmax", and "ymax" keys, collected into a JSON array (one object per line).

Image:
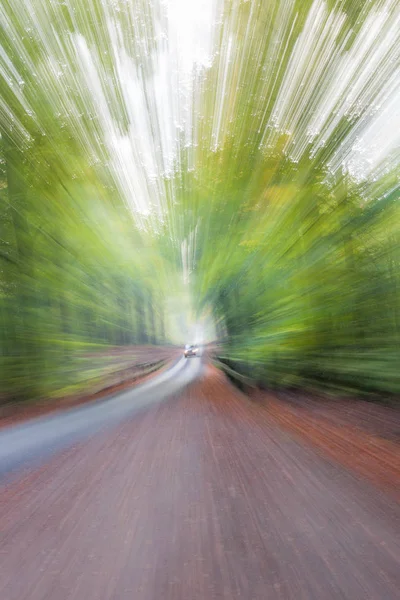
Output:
[{"xmin": 1, "ymin": 0, "xmax": 399, "ymax": 402}]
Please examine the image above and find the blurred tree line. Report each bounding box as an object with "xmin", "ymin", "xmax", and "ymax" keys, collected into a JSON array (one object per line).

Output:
[
  {"xmin": 0, "ymin": 0, "xmax": 172, "ymax": 402},
  {"xmin": 0, "ymin": 131, "xmax": 167, "ymax": 400},
  {"xmin": 191, "ymin": 148, "xmax": 400, "ymax": 395},
  {"xmin": 1, "ymin": 0, "xmax": 399, "ymax": 402},
  {"xmin": 174, "ymin": 0, "xmax": 400, "ymax": 396}
]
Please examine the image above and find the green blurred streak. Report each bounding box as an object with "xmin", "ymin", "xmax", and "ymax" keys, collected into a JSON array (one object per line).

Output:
[
  {"xmin": 0, "ymin": 0, "xmax": 399, "ymax": 402},
  {"xmin": 171, "ymin": 0, "xmax": 400, "ymax": 397}
]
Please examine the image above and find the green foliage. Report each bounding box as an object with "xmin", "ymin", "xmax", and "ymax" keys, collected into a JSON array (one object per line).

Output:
[
  {"xmin": 0, "ymin": 119, "xmax": 167, "ymax": 401},
  {"xmin": 171, "ymin": 0, "xmax": 400, "ymax": 397},
  {"xmin": 1, "ymin": 0, "xmax": 399, "ymax": 402},
  {"xmin": 188, "ymin": 143, "xmax": 400, "ymax": 395},
  {"xmin": 0, "ymin": 0, "xmax": 178, "ymax": 402}
]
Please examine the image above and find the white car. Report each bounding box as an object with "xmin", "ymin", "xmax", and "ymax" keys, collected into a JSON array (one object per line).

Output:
[{"xmin": 184, "ymin": 345, "xmax": 198, "ymax": 358}]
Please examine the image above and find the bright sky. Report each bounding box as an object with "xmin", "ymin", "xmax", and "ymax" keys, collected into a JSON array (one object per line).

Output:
[{"xmin": 0, "ymin": 0, "xmax": 399, "ymax": 213}]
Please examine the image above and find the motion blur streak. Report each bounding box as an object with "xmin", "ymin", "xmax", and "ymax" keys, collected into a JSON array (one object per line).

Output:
[
  {"xmin": 1, "ymin": 0, "xmax": 400, "ymax": 398},
  {"xmin": 0, "ymin": 367, "xmax": 399, "ymax": 599},
  {"xmin": 1, "ymin": 1, "xmax": 400, "ymax": 599}
]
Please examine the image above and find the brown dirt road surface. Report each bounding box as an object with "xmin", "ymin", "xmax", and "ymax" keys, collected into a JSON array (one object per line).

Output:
[
  {"xmin": 253, "ymin": 390, "xmax": 400, "ymax": 500},
  {"xmin": 1, "ymin": 365, "xmax": 399, "ymax": 599}
]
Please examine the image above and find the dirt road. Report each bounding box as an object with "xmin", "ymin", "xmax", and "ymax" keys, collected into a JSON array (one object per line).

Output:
[{"xmin": 1, "ymin": 365, "xmax": 399, "ymax": 599}]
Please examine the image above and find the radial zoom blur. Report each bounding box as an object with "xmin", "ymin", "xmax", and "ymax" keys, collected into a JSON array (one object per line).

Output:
[
  {"xmin": 0, "ymin": 0, "xmax": 400, "ymax": 598},
  {"xmin": 1, "ymin": 0, "xmax": 399, "ymax": 398}
]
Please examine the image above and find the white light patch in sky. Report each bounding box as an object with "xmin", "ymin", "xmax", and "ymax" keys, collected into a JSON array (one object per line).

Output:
[
  {"xmin": 0, "ymin": 0, "xmax": 219, "ymax": 218},
  {"xmin": 0, "ymin": 0, "xmax": 398, "ymax": 215},
  {"xmin": 86, "ymin": 0, "xmax": 219, "ymax": 216},
  {"xmin": 346, "ymin": 74, "xmax": 400, "ymax": 180},
  {"xmin": 265, "ymin": 0, "xmax": 400, "ymax": 175},
  {"xmin": 166, "ymin": 0, "xmax": 217, "ymax": 73}
]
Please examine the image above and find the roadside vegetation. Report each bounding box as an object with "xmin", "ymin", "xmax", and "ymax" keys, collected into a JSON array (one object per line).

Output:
[
  {"xmin": 1, "ymin": 0, "xmax": 399, "ymax": 401},
  {"xmin": 176, "ymin": 0, "xmax": 400, "ymax": 396}
]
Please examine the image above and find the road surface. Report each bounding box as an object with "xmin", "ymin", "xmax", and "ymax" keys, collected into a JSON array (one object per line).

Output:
[
  {"xmin": 0, "ymin": 361, "xmax": 399, "ymax": 599},
  {"xmin": 0, "ymin": 356, "xmax": 201, "ymax": 478}
]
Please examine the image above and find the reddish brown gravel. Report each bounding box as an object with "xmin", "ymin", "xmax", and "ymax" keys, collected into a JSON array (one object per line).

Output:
[
  {"xmin": 271, "ymin": 389, "xmax": 400, "ymax": 442},
  {"xmin": 1, "ymin": 366, "xmax": 399, "ymax": 600},
  {"xmin": 254, "ymin": 390, "xmax": 400, "ymax": 500}
]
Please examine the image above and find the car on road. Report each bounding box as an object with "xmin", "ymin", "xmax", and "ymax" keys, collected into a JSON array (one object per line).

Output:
[{"xmin": 184, "ymin": 345, "xmax": 199, "ymax": 358}]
